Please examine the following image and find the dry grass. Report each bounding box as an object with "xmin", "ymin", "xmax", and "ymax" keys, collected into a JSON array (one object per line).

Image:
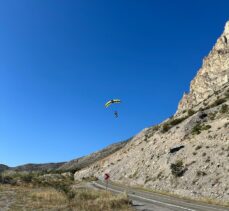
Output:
[
  {"xmin": 70, "ymin": 189, "xmax": 132, "ymax": 211},
  {"xmin": 0, "ymin": 184, "xmax": 133, "ymax": 211},
  {"xmin": 30, "ymin": 188, "xmax": 68, "ymax": 204}
]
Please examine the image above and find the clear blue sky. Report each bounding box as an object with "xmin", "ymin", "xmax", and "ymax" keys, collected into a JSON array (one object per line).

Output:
[{"xmin": 0, "ymin": 0, "xmax": 228, "ymax": 167}]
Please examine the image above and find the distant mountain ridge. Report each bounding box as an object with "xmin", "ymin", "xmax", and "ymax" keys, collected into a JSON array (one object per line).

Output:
[
  {"xmin": 0, "ymin": 164, "xmax": 9, "ymax": 172},
  {"xmin": 0, "ymin": 138, "xmax": 130, "ymax": 173}
]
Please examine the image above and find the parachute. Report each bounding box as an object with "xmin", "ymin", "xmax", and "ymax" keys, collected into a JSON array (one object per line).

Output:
[
  {"xmin": 105, "ymin": 99, "xmax": 121, "ymax": 108},
  {"xmin": 105, "ymin": 99, "xmax": 121, "ymax": 118}
]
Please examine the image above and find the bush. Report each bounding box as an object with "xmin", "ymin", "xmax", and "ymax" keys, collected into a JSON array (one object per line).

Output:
[
  {"xmin": 192, "ymin": 123, "xmax": 211, "ymax": 135},
  {"xmin": 220, "ymin": 104, "xmax": 229, "ymax": 114},
  {"xmin": 192, "ymin": 123, "xmax": 202, "ymax": 135},
  {"xmin": 21, "ymin": 174, "xmax": 33, "ymax": 183},
  {"xmin": 202, "ymin": 125, "xmax": 211, "ymax": 130},
  {"xmin": 205, "ymin": 97, "xmax": 227, "ymax": 110},
  {"xmin": 170, "ymin": 160, "xmax": 186, "ymax": 177},
  {"xmin": 161, "ymin": 116, "xmax": 188, "ymax": 133},
  {"xmin": 209, "ymin": 112, "xmax": 216, "ymax": 120},
  {"xmin": 188, "ymin": 109, "xmax": 195, "ymax": 116},
  {"xmin": 0, "ymin": 175, "xmax": 15, "ymax": 185},
  {"xmin": 161, "ymin": 123, "xmax": 170, "ymax": 133},
  {"xmin": 170, "ymin": 117, "xmax": 187, "ymax": 126},
  {"xmin": 212, "ymin": 98, "xmax": 227, "ymax": 107}
]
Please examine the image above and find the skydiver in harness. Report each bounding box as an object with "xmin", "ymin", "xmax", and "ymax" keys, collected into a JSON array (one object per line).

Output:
[
  {"xmin": 105, "ymin": 99, "xmax": 121, "ymax": 118},
  {"xmin": 114, "ymin": 111, "xmax": 118, "ymax": 118},
  {"xmin": 109, "ymin": 100, "xmax": 118, "ymax": 118}
]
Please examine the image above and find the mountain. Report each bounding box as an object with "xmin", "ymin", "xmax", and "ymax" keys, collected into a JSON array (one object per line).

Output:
[
  {"xmin": 74, "ymin": 21, "xmax": 229, "ymax": 204},
  {"xmin": 57, "ymin": 139, "xmax": 130, "ymax": 172},
  {"xmin": 0, "ymin": 164, "xmax": 9, "ymax": 172},
  {"xmin": 0, "ymin": 139, "xmax": 130, "ymax": 173},
  {"xmin": 12, "ymin": 162, "xmax": 65, "ymax": 172}
]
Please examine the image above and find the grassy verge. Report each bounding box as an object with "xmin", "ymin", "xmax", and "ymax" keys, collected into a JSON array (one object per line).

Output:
[
  {"xmin": 0, "ymin": 171, "xmax": 133, "ymax": 210},
  {"xmin": 0, "ymin": 184, "xmax": 133, "ymax": 211}
]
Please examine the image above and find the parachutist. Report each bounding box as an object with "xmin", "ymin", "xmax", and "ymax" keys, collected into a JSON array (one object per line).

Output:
[
  {"xmin": 105, "ymin": 99, "xmax": 121, "ymax": 118},
  {"xmin": 114, "ymin": 111, "xmax": 118, "ymax": 118}
]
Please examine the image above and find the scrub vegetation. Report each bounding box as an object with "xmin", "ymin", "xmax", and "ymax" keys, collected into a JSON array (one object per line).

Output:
[{"xmin": 0, "ymin": 171, "xmax": 132, "ymax": 211}]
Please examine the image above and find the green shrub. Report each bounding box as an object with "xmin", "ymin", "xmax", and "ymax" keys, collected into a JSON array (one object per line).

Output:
[
  {"xmin": 21, "ymin": 174, "xmax": 33, "ymax": 183},
  {"xmin": 192, "ymin": 123, "xmax": 211, "ymax": 135},
  {"xmin": 170, "ymin": 160, "xmax": 186, "ymax": 177},
  {"xmin": 161, "ymin": 116, "xmax": 188, "ymax": 133},
  {"xmin": 170, "ymin": 117, "xmax": 187, "ymax": 126},
  {"xmin": 205, "ymin": 97, "xmax": 227, "ymax": 110},
  {"xmin": 161, "ymin": 123, "xmax": 170, "ymax": 133},
  {"xmin": 192, "ymin": 123, "xmax": 202, "ymax": 135},
  {"xmin": 0, "ymin": 175, "xmax": 15, "ymax": 185},
  {"xmin": 220, "ymin": 104, "xmax": 229, "ymax": 114},
  {"xmin": 202, "ymin": 125, "xmax": 211, "ymax": 130},
  {"xmin": 212, "ymin": 98, "xmax": 227, "ymax": 107},
  {"xmin": 188, "ymin": 109, "xmax": 195, "ymax": 116},
  {"xmin": 209, "ymin": 112, "xmax": 217, "ymax": 120}
]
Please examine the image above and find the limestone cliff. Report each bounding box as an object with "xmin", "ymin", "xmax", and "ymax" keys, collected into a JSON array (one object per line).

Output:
[{"xmin": 177, "ymin": 21, "xmax": 229, "ymax": 113}]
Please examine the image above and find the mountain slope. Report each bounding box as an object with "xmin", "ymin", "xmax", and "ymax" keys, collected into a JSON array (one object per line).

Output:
[
  {"xmin": 12, "ymin": 162, "xmax": 65, "ymax": 172},
  {"xmin": 74, "ymin": 21, "xmax": 229, "ymax": 204},
  {"xmin": 0, "ymin": 164, "xmax": 9, "ymax": 172},
  {"xmin": 57, "ymin": 139, "xmax": 130, "ymax": 172}
]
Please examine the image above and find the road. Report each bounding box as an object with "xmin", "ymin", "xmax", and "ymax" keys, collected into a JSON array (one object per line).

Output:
[{"xmin": 92, "ymin": 180, "xmax": 229, "ymax": 211}]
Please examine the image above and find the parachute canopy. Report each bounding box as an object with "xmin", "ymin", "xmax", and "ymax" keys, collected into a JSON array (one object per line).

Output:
[{"xmin": 105, "ymin": 99, "xmax": 121, "ymax": 108}]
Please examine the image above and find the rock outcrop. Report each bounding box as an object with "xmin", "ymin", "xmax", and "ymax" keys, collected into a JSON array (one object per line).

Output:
[{"xmin": 177, "ymin": 21, "xmax": 229, "ymax": 114}]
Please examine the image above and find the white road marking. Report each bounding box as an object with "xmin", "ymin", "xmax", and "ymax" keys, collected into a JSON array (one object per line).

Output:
[
  {"xmin": 94, "ymin": 182, "xmax": 229, "ymax": 211},
  {"xmin": 94, "ymin": 182, "xmax": 196, "ymax": 211}
]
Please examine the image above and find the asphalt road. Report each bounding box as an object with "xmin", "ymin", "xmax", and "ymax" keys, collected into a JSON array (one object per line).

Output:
[{"xmin": 93, "ymin": 180, "xmax": 229, "ymax": 211}]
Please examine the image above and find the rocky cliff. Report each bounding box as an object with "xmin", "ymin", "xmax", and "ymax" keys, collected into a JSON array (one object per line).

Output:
[
  {"xmin": 177, "ymin": 21, "xmax": 229, "ymax": 114},
  {"xmin": 74, "ymin": 21, "xmax": 229, "ymax": 205}
]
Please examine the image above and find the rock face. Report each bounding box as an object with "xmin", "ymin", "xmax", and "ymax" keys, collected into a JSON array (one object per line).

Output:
[
  {"xmin": 74, "ymin": 21, "xmax": 229, "ymax": 204},
  {"xmin": 177, "ymin": 21, "xmax": 229, "ymax": 114}
]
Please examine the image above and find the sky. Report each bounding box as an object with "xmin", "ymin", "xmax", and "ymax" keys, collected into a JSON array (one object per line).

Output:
[{"xmin": 0, "ymin": 0, "xmax": 228, "ymax": 167}]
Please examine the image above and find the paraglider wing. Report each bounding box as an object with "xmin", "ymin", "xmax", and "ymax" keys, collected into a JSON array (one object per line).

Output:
[{"xmin": 105, "ymin": 99, "xmax": 121, "ymax": 108}]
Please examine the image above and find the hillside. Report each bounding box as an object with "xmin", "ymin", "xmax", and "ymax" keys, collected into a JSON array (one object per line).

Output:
[
  {"xmin": 12, "ymin": 162, "xmax": 65, "ymax": 172},
  {"xmin": 74, "ymin": 21, "xmax": 229, "ymax": 203},
  {"xmin": 58, "ymin": 139, "xmax": 130, "ymax": 172},
  {"xmin": 0, "ymin": 164, "xmax": 9, "ymax": 172}
]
